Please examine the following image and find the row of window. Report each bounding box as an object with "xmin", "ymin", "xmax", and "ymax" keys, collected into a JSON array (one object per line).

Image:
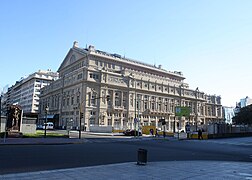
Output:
[
  {"xmin": 89, "ymin": 73, "xmax": 99, "ymax": 80},
  {"xmin": 95, "ymin": 59, "xmax": 116, "ymax": 69}
]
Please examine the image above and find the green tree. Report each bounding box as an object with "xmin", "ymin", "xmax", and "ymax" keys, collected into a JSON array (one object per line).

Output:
[{"xmin": 233, "ymin": 104, "xmax": 252, "ymax": 125}]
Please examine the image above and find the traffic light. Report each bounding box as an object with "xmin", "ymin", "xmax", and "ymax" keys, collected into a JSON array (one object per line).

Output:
[{"xmin": 80, "ymin": 112, "xmax": 84, "ymax": 119}]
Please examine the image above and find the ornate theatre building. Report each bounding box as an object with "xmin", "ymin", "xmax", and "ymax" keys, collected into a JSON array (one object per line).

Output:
[{"xmin": 39, "ymin": 41, "xmax": 222, "ymax": 132}]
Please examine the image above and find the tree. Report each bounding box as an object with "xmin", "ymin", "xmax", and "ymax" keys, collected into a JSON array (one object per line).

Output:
[{"xmin": 233, "ymin": 104, "xmax": 252, "ymax": 125}]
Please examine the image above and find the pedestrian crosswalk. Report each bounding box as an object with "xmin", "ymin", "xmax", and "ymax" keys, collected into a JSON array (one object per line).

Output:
[
  {"xmin": 203, "ymin": 137, "xmax": 252, "ymax": 146},
  {"xmin": 85, "ymin": 137, "xmax": 161, "ymax": 143}
]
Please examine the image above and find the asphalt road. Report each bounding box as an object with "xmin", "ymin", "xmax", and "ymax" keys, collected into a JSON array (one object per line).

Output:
[{"xmin": 0, "ymin": 138, "xmax": 251, "ymax": 175}]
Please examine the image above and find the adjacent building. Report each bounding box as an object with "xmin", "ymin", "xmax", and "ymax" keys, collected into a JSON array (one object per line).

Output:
[
  {"xmin": 5, "ymin": 70, "xmax": 58, "ymax": 117},
  {"xmin": 39, "ymin": 42, "xmax": 222, "ymax": 132},
  {"xmin": 222, "ymin": 106, "xmax": 235, "ymax": 124},
  {"xmin": 234, "ymin": 96, "xmax": 252, "ymax": 115},
  {"xmin": 240, "ymin": 96, "xmax": 252, "ymax": 108}
]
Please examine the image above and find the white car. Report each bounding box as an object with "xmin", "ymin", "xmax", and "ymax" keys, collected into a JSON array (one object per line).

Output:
[{"xmin": 43, "ymin": 122, "xmax": 54, "ymax": 130}]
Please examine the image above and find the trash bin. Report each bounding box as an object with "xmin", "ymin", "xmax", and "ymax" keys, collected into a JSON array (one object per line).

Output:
[{"xmin": 137, "ymin": 148, "xmax": 147, "ymax": 165}]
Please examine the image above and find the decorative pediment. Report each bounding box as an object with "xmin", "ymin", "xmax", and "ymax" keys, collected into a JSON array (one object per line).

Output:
[{"xmin": 57, "ymin": 47, "xmax": 88, "ymax": 72}]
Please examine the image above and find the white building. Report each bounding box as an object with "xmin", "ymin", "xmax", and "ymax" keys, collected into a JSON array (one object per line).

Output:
[
  {"xmin": 222, "ymin": 106, "xmax": 235, "ymax": 124},
  {"xmin": 8, "ymin": 70, "xmax": 58, "ymax": 117},
  {"xmin": 39, "ymin": 42, "xmax": 222, "ymax": 131}
]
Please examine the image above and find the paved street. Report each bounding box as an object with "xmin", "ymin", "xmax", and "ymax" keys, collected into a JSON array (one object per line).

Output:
[{"xmin": 0, "ymin": 136, "xmax": 251, "ymax": 177}]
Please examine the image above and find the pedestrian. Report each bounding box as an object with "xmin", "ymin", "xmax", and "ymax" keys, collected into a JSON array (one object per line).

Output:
[
  {"xmin": 198, "ymin": 129, "xmax": 203, "ymax": 140},
  {"xmin": 150, "ymin": 129, "xmax": 154, "ymax": 136},
  {"xmin": 155, "ymin": 129, "xmax": 159, "ymax": 137}
]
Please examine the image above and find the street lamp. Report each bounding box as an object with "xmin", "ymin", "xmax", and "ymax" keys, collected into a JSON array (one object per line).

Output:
[
  {"xmin": 129, "ymin": 74, "xmax": 137, "ymax": 137},
  {"xmin": 44, "ymin": 106, "xmax": 49, "ymax": 138},
  {"xmin": 67, "ymin": 119, "xmax": 73, "ymax": 137},
  {"xmin": 195, "ymin": 87, "xmax": 199, "ymax": 131},
  {"xmin": 74, "ymin": 91, "xmax": 83, "ymax": 139},
  {"xmin": 131, "ymin": 76, "xmax": 141, "ymax": 137},
  {"xmin": 178, "ymin": 84, "xmax": 183, "ymax": 140},
  {"xmin": 79, "ymin": 108, "xmax": 83, "ymax": 139},
  {"xmin": 0, "ymin": 94, "xmax": 2, "ymax": 130}
]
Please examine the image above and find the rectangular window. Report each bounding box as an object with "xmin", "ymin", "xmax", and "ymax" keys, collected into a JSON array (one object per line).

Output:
[
  {"xmin": 151, "ymin": 103, "xmax": 155, "ymax": 110},
  {"xmin": 63, "ymin": 98, "xmax": 66, "ymax": 107},
  {"xmin": 91, "ymin": 94, "xmax": 97, "ymax": 105},
  {"xmin": 77, "ymin": 73, "xmax": 83, "ymax": 80},
  {"xmin": 90, "ymin": 118, "xmax": 95, "ymax": 126},
  {"xmin": 67, "ymin": 97, "xmax": 70, "ymax": 106},
  {"xmin": 144, "ymin": 102, "xmax": 148, "ymax": 110},
  {"xmin": 71, "ymin": 97, "xmax": 74, "ymax": 105},
  {"xmin": 90, "ymin": 73, "xmax": 99, "ymax": 80}
]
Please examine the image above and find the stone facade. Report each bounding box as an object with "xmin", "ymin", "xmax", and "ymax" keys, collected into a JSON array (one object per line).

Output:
[{"xmin": 39, "ymin": 42, "xmax": 222, "ymax": 132}]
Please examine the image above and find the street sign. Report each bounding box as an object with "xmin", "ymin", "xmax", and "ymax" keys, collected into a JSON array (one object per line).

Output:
[
  {"xmin": 185, "ymin": 124, "xmax": 190, "ymax": 132},
  {"xmin": 175, "ymin": 106, "xmax": 191, "ymax": 117}
]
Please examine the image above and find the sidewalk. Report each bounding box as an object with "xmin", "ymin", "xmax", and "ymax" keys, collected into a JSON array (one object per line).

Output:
[{"xmin": 0, "ymin": 161, "xmax": 251, "ymax": 179}]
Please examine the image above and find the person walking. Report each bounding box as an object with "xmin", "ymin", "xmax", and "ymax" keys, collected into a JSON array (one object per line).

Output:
[
  {"xmin": 155, "ymin": 129, "xmax": 159, "ymax": 137},
  {"xmin": 150, "ymin": 129, "xmax": 154, "ymax": 136},
  {"xmin": 198, "ymin": 129, "xmax": 203, "ymax": 140}
]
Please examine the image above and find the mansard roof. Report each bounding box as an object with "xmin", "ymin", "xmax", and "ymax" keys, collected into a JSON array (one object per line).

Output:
[{"xmin": 57, "ymin": 42, "xmax": 185, "ymax": 80}]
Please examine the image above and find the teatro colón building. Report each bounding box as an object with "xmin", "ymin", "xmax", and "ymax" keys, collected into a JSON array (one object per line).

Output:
[{"xmin": 39, "ymin": 41, "xmax": 222, "ymax": 132}]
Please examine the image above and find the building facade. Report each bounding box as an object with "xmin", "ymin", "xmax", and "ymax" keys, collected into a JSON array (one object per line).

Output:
[
  {"xmin": 39, "ymin": 42, "xmax": 222, "ymax": 132},
  {"xmin": 240, "ymin": 96, "xmax": 252, "ymax": 108},
  {"xmin": 6, "ymin": 70, "xmax": 58, "ymax": 117},
  {"xmin": 222, "ymin": 106, "xmax": 235, "ymax": 124}
]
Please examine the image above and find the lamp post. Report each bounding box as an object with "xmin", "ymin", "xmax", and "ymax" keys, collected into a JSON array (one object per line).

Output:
[
  {"xmin": 67, "ymin": 118, "xmax": 73, "ymax": 137},
  {"xmin": 195, "ymin": 87, "xmax": 199, "ymax": 131},
  {"xmin": 44, "ymin": 106, "xmax": 49, "ymax": 138},
  {"xmin": 0, "ymin": 94, "xmax": 2, "ymax": 131},
  {"xmin": 137, "ymin": 96, "xmax": 141, "ymax": 138},
  {"xmin": 129, "ymin": 75, "xmax": 137, "ymax": 137},
  {"xmin": 79, "ymin": 107, "xmax": 82, "ymax": 139}
]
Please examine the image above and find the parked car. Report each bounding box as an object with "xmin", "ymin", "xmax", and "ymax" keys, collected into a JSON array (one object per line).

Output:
[
  {"xmin": 123, "ymin": 129, "xmax": 142, "ymax": 136},
  {"xmin": 36, "ymin": 124, "xmax": 43, "ymax": 130},
  {"xmin": 42, "ymin": 122, "xmax": 54, "ymax": 130}
]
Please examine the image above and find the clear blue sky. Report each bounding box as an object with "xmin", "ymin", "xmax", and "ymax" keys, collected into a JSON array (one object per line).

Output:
[{"xmin": 1, "ymin": 0, "xmax": 251, "ymax": 106}]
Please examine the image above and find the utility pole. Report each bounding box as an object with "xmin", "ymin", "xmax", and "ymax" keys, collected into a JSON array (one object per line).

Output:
[
  {"xmin": 137, "ymin": 95, "xmax": 140, "ymax": 137},
  {"xmin": 0, "ymin": 95, "xmax": 2, "ymax": 131},
  {"xmin": 44, "ymin": 106, "xmax": 49, "ymax": 138},
  {"xmin": 134, "ymin": 77, "xmax": 137, "ymax": 137},
  {"xmin": 195, "ymin": 87, "xmax": 199, "ymax": 131}
]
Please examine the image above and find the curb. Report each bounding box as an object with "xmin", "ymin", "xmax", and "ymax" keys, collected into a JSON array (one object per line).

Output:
[{"xmin": 0, "ymin": 142, "xmax": 86, "ymax": 146}]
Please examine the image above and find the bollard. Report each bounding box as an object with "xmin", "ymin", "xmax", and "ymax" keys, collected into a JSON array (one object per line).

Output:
[{"xmin": 137, "ymin": 148, "xmax": 147, "ymax": 165}]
